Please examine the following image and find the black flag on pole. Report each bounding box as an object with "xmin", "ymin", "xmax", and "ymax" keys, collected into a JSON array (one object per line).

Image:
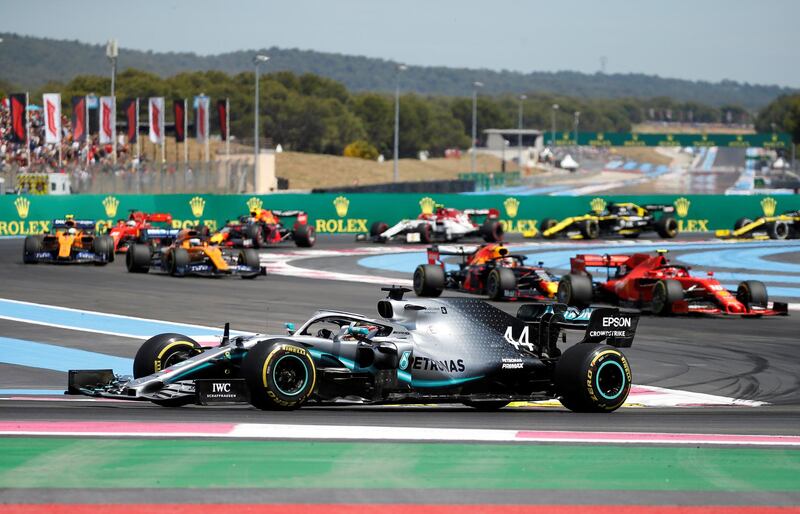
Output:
[
  {"xmin": 71, "ymin": 96, "xmax": 87, "ymax": 143},
  {"xmin": 174, "ymin": 99, "xmax": 186, "ymax": 143},
  {"xmin": 123, "ymin": 99, "xmax": 138, "ymax": 143},
  {"xmin": 217, "ymin": 99, "xmax": 228, "ymax": 141},
  {"xmin": 9, "ymin": 93, "xmax": 27, "ymax": 143}
]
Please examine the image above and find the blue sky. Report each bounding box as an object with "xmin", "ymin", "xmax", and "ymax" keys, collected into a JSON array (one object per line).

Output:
[{"xmin": 3, "ymin": 0, "xmax": 798, "ymax": 87}]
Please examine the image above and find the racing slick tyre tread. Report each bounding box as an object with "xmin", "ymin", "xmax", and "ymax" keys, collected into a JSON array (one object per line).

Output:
[
  {"xmin": 126, "ymin": 244, "xmax": 152, "ymax": 273},
  {"xmin": 655, "ymin": 215, "xmax": 679, "ymax": 239},
  {"xmin": 243, "ymin": 340, "xmax": 316, "ymax": 411},
  {"xmin": 293, "ymin": 224, "xmax": 316, "ymax": 248},
  {"xmin": 555, "ymin": 343, "xmax": 631, "ymax": 413},
  {"xmin": 133, "ymin": 333, "xmax": 201, "ymax": 407},
  {"xmin": 486, "ymin": 267, "xmax": 516, "ymax": 300},
  {"xmin": 169, "ymin": 248, "xmax": 190, "ymax": 276},
  {"xmin": 245, "ymin": 224, "xmax": 266, "ymax": 248},
  {"xmin": 481, "ymin": 220, "xmax": 504, "ymax": 243},
  {"xmin": 91, "ymin": 236, "xmax": 112, "ymax": 266},
  {"xmin": 23, "ymin": 235, "xmax": 42, "ymax": 264},
  {"xmin": 767, "ymin": 221, "xmax": 789, "ymax": 240},
  {"xmin": 413, "ymin": 264, "xmax": 446, "ymax": 297},
  {"xmin": 737, "ymin": 280, "xmax": 768, "ymax": 309},
  {"xmin": 417, "ymin": 224, "xmax": 433, "ymax": 244},
  {"xmin": 370, "ymin": 221, "xmax": 389, "ymax": 238},
  {"xmin": 557, "ymin": 274, "xmax": 593, "ymax": 307},
  {"xmin": 651, "ymin": 279, "xmax": 683, "ymax": 316},
  {"xmin": 580, "ymin": 219, "xmax": 600, "ymax": 239},
  {"xmin": 539, "ymin": 218, "xmax": 558, "ymax": 239},
  {"xmin": 238, "ymin": 249, "xmax": 261, "ymax": 279},
  {"xmin": 734, "ymin": 218, "xmax": 753, "ymax": 231}
]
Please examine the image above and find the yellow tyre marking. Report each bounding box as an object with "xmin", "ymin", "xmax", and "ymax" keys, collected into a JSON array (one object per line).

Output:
[
  {"xmin": 154, "ymin": 341, "xmax": 195, "ymax": 372},
  {"xmin": 261, "ymin": 345, "xmax": 317, "ymax": 400}
]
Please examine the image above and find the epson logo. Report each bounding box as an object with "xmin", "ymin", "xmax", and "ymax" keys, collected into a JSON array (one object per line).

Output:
[
  {"xmin": 602, "ymin": 317, "xmax": 631, "ymax": 328},
  {"xmin": 212, "ymin": 382, "xmax": 232, "ymax": 393}
]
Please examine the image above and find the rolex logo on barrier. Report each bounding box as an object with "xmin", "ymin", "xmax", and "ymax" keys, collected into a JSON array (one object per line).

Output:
[
  {"xmin": 316, "ymin": 196, "xmax": 366, "ymax": 233},
  {"xmin": 590, "ymin": 197, "xmax": 607, "ymax": 214},
  {"xmin": 674, "ymin": 197, "xmax": 691, "ymax": 218},
  {"xmin": 102, "ymin": 196, "xmax": 120, "ymax": 218},
  {"xmin": 761, "ymin": 197, "xmax": 777, "ymax": 217},
  {"xmin": 673, "ymin": 197, "xmax": 708, "ymax": 232},
  {"xmin": 189, "ymin": 196, "xmax": 206, "ymax": 217},
  {"xmin": 14, "ymin": 197, "xmax": 30, "ymax": 219},
  {"xmin": 503, "ymin": 197, "xmax": 520, "ymax": 218},
  {"xmin": 419, "ymin": 197, "xmax": 436, "ymax": 215},
  {"xmin": 246, "ymin": 197, "xmax": 263, "ymax": 213},
  {"xmin": 333, "ymin": 196, "xmax": 350, "ymax": 217}
]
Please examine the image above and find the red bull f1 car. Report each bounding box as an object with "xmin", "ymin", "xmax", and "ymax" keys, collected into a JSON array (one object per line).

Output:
[
  {"xmin": 539, "ymin": 203, "xmax": 678, "ymax": 240},
  {"xmin": 359, "ymin": 206, "xmax": 504, "ymax": 244},
  {"xmin": 126, "ymin": 227, "xmax": 264, "ymax": 278},
  {"xmin": 716, "ymin": 210, "xmax": 800, "ymax": 240},
  {"xmin": 108, "ymin": 210, "xmax": 174, "ymax": 252},
  {"xmin": 23, "ymin": 216, "xmax": 114, "ymax": 265},
  {"xmin": 210, "ymin": 208, "xmax": 316, "ymax": 248},
  {"xmin": 556, "ymin": 250, "xmax": 788, "ymax": 317},
  {"xmin": 67, "ymin": 287, "xmax": 638, "ymax": 413},
  {"xmin": 414, "ymin": 243, "xmax": 559, "ymax": 301}
]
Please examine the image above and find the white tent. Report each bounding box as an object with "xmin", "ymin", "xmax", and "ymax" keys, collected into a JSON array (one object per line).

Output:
[{"xmin": 560, "ymin": 154, "xmax": 579, "ymax": 170}]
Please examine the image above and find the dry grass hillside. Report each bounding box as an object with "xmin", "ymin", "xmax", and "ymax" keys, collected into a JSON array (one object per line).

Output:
[{"xmin": 275, "ymin": 152, "xmax": 524, "ymax": 190}]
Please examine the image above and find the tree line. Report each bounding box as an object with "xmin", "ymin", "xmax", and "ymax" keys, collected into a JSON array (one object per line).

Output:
[{"xmin": 0, "ymin": 68, "xmax": 787, "ymax": 158}]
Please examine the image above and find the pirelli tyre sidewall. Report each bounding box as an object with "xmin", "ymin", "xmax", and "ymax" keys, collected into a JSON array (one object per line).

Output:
[
  {"xmin": 243, "ymin": 341, "xmax": 316, "ymax": 410},
  {"xmin": 133, "ymin": 333, "xmax": 201, "ymax": 378},
  {"xmin": 555, "ymin": 344, "xmax": 632, "ymax": 413}
]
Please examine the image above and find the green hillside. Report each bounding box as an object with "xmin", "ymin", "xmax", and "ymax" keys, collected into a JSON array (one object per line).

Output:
[{"xmin": 0, "ymin": 32, "xmax": 793, "ymax": 109}]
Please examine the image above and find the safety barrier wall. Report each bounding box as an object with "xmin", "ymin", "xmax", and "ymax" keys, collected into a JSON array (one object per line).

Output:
[{"xmin": 1, "ymin": 193, "xmax": 798, "ymax": 236}]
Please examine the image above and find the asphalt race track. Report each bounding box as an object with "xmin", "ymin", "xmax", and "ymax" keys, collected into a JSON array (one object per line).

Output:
[{"xmin": 1, "ymin": 235, "xmax": 799, "ymax": 507}]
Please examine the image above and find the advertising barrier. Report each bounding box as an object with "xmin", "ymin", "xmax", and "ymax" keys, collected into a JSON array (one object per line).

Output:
[{"xmin": 1, "ymin": 193, "xmax": 799, "ymax": 237}]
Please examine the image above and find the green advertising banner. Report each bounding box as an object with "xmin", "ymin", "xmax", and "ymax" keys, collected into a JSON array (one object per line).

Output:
[
  {"xmin": 547, "ymin": 132, "xmax": 792, "ymax": 149},
  {"xmin": 1, "ymin": 193, "xmax": 799, "ymax": 237}
]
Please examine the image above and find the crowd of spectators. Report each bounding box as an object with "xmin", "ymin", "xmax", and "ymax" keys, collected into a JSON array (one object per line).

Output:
[{"xmin": 0, "ymin": 99, "xmax": 138, "ymax": 174}]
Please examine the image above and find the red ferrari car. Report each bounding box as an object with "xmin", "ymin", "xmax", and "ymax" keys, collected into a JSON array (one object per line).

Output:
[
  {"xmin": 413, "ymin": 243, "xmax": 558, "ymax": 301},
  {"xmin": 108, "ymin": 211, "xmax": 173, "ymax": 253},
  {"xmin": 557, "ymin": 250, "xmax": 788, "ymax": 317}
]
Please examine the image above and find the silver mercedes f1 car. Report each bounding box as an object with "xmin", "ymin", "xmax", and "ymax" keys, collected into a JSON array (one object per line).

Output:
[{"xmin": 68, "ymin": 287, "xmax": 638, "ymax": 412}]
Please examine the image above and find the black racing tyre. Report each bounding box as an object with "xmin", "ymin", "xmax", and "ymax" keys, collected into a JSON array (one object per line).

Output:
[
  {"xmin": 417, "ymin": 223, "xmax": 433, "ymax": 244},
  {"xmin": 767, "ymin": 220, "xmax": 789, "ymax": 240},
  {"xmin": 126, "ymin": 244, "xmax": 152, "ymax": 273},
  {"xmin": 413, "ymin": 264, "xmax": 445, "ymax": 297},
  {"xmin": 481, "ymin": 220, "xmax": 504, "ymax": 243},
  {"xmin": 23, "ymin": 235, "xmax": 42, "ymax": 264},
  {"xmin": 90, "ymin": 236, "xmax": 111, "ymax": 266},
  {"xmin": 734, "ymin": 217, "xmax": 753, "ymax": 231},
  {"xmin": 243, "ymin": 341, "xmax": 316, "ymax": 410},
  {"xmin": 245, "ymin": 223, "xmax": 266, "ymax": 248},
  {"xmin": 486, "ymin": 267, "xmax": 516, "ymax": 301},
  {"xmin": 168, "ymin": 248, "xmax": 190, "ymax": 276},
  {"xmin": 557, "ymin": 273, "xmax": 593, "ymax": 307},
  {"xmin": 463, "ymin": 400, "xmax": 510, "ymax": 411},
  {"xmin": 651, "ymin": 279, "xmax": 683, "ymax": 316},
  {"xmin": 293, "ymin": 224, "xmax": 316, "ymax": 248},
  {"xmin": 238, "ymin": 248, "xmax": 261, "ymax": 279},
  {"xmin": 555, "ymin": 343, "xmax": 631, "ymax": 413},
  {"xmin": 655, "ymin": 215, "xmax": 679, "ymax": 239},
  {"xmin": 370, "ymin": 221, "xmax": 389, "ymax": 237},
  {"xmin": 133, "ymin": 333, "xmax": 201, "ymax": 407},
  {"xmin": 103, "ymin": 235, "xmax": 115, "ymax": 262},
  {"xmin": 580, "ymin": 219, "xmax": 600, "ymax": 239},
  {"xmin": 539, "ymin": 218, "xmax": 558, "ymax": 238},
  {"xmin": 736, "ymin": 280, "xmax": 768, "ymax": 308}
]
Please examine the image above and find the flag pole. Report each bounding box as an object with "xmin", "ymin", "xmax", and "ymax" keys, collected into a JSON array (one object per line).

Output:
[
  {"xmin": 225, "ymin": 98, "xmax": 230, "ymax": 160},
  {"xmin": 183, "ymin": 98, "xmax": 188, "ymax": 165},
  {"xmin": 112, "ymin": 96, "xmax": 117, "ymax": 165},
  {"xmin": 85, "ymin": 95, "xmax": 90, "ymax": 168},
  {"xmin": 25, "ymin": 92, "xmax": 31, "ymax": 169},
  {"xmin": 204, "ymin": 99, "xmax": 210, "ymax": 163},
  {"xmin": 135, "ymin": 98, "xmax": 140, "ymax": 161}
]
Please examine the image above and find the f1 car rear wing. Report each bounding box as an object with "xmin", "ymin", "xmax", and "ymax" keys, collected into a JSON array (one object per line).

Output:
[
  {"xmin": 641, "ymin": 204, "xmax": 675, "ymax": 213},
  {"xmin": 463, "ymin": 208, "xmax": 500, "ymax": 219},
  {"xmin": 51, "ymin": 219, "xmax": 96, "ymax": 231},
  {"xmin": 569, "ymin": 253, "xmax": 631, "ymax": 273},
  {"xmin": 139, "ymin": 228, "xmax": 182, "ymax": 240},
  {"xmin": 143, "ymin": 213, "xmax": 173, "ymax": 224},
  {"xmin": 517, "ymin": 303, "xmax": 639, "ymax": 349}
]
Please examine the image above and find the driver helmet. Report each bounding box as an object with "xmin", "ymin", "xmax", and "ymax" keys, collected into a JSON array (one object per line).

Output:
[
  {"xmin": 189, "ymin": 238, "xmax": 201, "ymax": 246},
  {"xmin": 67, "ymin": 227, "xmax": 77, "ymax": 235},
  {"xmin": 126, "ymin": 220, "xmax": 137, "ymax": 227},
  {"xmin": 501, "ymin": 256, "xmax": 516, "ymax": 267}
]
